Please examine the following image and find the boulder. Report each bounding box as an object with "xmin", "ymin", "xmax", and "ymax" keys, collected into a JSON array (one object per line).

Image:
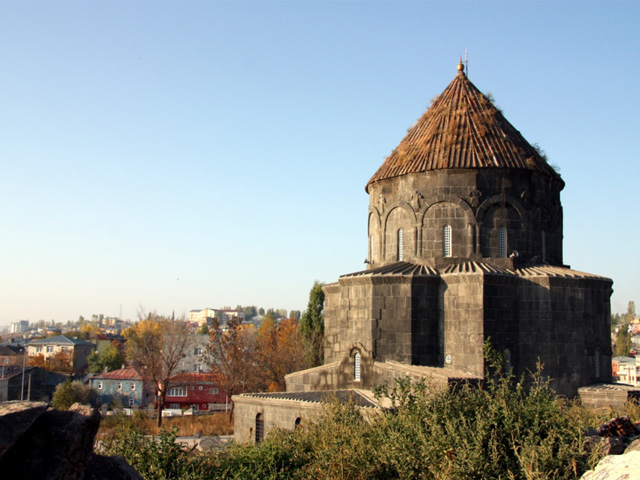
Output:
[
  {"xmin": 0, "ymin": 401, "xmax": 142, "ymax": 480},
  {"xmin": 0, "ymin": 401, "xmax": 48, "ymax": 460},
  {"xmin": 581, "ymin": 450, "xmax": 640, "ymax": 480}
]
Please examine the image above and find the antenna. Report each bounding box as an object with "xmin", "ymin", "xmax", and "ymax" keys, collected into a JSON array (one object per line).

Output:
[{"xmin": 465, "ymin": 48, "xmax": 469, "ymax": 78}]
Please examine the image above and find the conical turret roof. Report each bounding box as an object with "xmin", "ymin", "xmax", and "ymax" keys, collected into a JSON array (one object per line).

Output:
[{"xmin": 366, "ymin": 62, "xmax": 562, "ymax": 192}]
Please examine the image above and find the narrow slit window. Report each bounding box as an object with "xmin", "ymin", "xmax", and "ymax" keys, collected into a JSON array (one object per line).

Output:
[
  {"xmin": 541, "ymin": 230, "xmax": 547, "ymax": 263},
  {"xmin": 443, "ymin": 225, "xmax": 452, "ymax": 257},
  {"xmin": 397, "ymin": 229, "xmax": 404, "ymax": 261},
  {"xmin": 369, "ymin": 235, "xmax": 374, "ymax": 263},
  {"xmin": 255, "ymin": 413, "xmax": 264, "ymax": 444},
  {"xmin": 354, "ymin": 352, "xmax": 361, "ymax": 381},
  {"xmin": 594, "ymin": 349, "xmax": 601, "ymax": 378},
  {"xmin": 498, "ymin": 227, "xmax": 507, "ymax": 258}
]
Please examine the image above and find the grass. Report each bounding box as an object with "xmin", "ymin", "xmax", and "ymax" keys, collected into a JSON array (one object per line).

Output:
[{"xmin": 97, "ymin": 411, "xmax": 233, "ymax": 439}]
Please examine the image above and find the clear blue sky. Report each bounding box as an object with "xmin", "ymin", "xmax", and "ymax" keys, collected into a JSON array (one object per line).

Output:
[{"xmin": 1, "ymin": 1, "xmax": 638, "ymax": 326}]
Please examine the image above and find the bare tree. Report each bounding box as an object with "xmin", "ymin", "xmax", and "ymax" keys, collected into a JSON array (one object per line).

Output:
[
  {"xmin": 205, "ymin": 316, "xmax": 258, "ymax": 423},
  {"xmin": 124, "ymin": 312, "xmax": 192, "ymax": 427}
]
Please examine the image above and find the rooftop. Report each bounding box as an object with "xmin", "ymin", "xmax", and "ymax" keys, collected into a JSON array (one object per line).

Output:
[{"xmin": 366, "ymin": 61, "xmax": 562, "ymax": 192}]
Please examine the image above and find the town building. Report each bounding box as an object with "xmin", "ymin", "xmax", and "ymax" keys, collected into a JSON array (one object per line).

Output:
[
  {"xmin": 10, "ymin": 320, "xmax": 29, "ymax": 334},
  {"xmin": 91, "ymin": 366, "xmax": 154, "ymax": 408},
  {"xmin": 234, "ymin": 61, "xmax": 613, "ymax": 442},
  {"xmin": 26, "ymin": 335, "xmax": 96, "ymax": 371},
  {"xmin": 165, "ymin": 372, "xmax": 228, "ymax": 412},
  {"xmin": 613, "ymin": 356, "xmax": 640, "ymax": 387}
]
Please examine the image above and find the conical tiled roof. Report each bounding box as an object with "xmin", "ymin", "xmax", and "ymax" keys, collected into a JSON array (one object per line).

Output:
[{"xmin": 366, "ymin": 62, "xmax": 562, "ymax": 192}]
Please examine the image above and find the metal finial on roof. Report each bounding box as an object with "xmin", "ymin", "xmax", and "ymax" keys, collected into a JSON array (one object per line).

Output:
[{"xmin": 457, "ymin": 57, "xmax": 465, "ymax": 75}]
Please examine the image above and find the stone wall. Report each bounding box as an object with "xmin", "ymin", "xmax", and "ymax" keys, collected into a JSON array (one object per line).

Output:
[
  {"xmin": 233, "ymin": 395, "xmax": 323, "ymax": 444},
  {"xmin": 367, "ymin": 170, "xmax": 564, "ymax": 267}
]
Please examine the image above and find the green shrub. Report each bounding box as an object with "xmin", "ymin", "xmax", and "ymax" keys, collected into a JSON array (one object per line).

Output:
[{"xmin": 102, "ymin": 344, "xmax": 616, "ymax": 480}]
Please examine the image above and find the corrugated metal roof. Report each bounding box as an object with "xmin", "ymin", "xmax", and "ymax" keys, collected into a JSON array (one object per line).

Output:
[
  {"xmin": 341, "ymin": 261, "xmax": 439, "ymax": 278},
  {"xmin": 93, "ymin": 366, "xmax": 143, "ymax": 381},
  {"xmin": 27, "ymin": 335, "xmax": 95, "ymax": 346},
  {"xmin": 241, "ymin": 390, "xmax": 378, "ymax": 408},
  {"xmin": 366, "ymin": 63, "xmax": 562, "ymax": 192}
]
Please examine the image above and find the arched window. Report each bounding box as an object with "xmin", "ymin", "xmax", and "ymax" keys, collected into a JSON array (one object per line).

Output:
[
  {"xmin": 255, "ymin": 413, "xmax": 264, "ymax": 444},
  {"xmin": 397, "ymin": 229, "xmax": 404, "ymax": 261},
  {"xmin": 369, "ymin": 235, "xmax": 374, "ymax": 264},
  {"xmin": 443, "ymin": 225, "xmax": 452, "ymax": 257},
  {"xmin": 294, "ymin": 417, "xmax": 302, "ymax": 429},
  {"xmin": 354, "ymin": 352, "xmax": 361, "ymax": 381},
  {"xmin": 541, "ymin": 230, "xmax": 547, "ymax": 263},
  {"xmin": 498, "ymin": 227, "xmax": 507, "ymax": 258}
]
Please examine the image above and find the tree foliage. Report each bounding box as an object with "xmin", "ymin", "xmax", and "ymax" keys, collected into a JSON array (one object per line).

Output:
[
  {"xmin": 124, "ymin": 314, "xmax": 192, "ymax": 427},
  {"xmin": 255, "ymin": 317, "xmax": 306, "ymax": 391},
  {"xmin": 51, "ymin": 379, "xmax": 95, "ymax": 410},
  {"xmin": 28, "ymin": 350, "xmax": 75, "ymax": 373},
  {"xmin": 87, "ymin": 344, "xmax": 125, "ymax": 374},
  {"xmin": 299, "ymin": 281, "xmax": 325, "ymax": 368},
  {"xmin": 205, "ymin": 317, "xmax": 259, "ymax": 422},
  {"xmin": 616, "ymin": 326, "xmax": 632, "ymax": 356}
]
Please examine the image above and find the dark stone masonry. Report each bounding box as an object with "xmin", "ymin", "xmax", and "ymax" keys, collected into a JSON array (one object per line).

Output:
[{"xmin": 234, "ymin": 61, "xmax": 614, "ymax": 442}]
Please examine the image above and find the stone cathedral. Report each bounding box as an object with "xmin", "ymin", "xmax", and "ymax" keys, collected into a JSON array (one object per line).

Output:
[{"xmin": 234, "ymin": 62, "xmax": 613, "ymax": 442}]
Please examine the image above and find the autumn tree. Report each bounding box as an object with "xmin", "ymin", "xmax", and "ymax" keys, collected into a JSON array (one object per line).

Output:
[
  {"xmin": 205, "ymin": 316, "xmax": 259, "ymax": 423},
  {"xmin": 124, "ymin": 314, "xmax": 192, "ymax": 427},
  {"xmin": 300, "ymin": 281, "xmax": 325, "ymax": 368},
  {"xmin": 87, "ymin": 344, "xmax": 125, "ymax": 374},
  {"xmin": 255, "ymin": 317, "xmax": 306, "ymax": 391}
]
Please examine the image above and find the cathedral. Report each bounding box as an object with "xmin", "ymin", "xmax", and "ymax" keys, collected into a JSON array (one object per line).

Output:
[{"xmin": 234, "ymin": 61, "xmax": 613, "ymax": 443}]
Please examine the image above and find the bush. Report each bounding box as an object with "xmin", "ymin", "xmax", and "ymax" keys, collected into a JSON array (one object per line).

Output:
[
  {"xmin": 101, "ymin": 345, "xmax": 620, "ymax": 480},
  {"xmin": 51, "ymin": 379, "xmax": 95, "ymax": 410}
]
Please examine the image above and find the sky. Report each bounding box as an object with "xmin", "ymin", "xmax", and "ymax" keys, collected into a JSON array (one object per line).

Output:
[{"xmin": 0, "ymin": 1, "xmax": 638, "ymax": 326}]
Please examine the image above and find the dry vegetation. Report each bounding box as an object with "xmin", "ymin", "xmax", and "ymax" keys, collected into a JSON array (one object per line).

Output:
[{"xmin": 97, "ymin": 412, "xmax": 233, "ymax": 439}]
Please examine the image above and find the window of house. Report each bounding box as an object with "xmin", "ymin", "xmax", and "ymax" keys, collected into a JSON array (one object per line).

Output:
[
  {"xmin": 255, "ymin": 413, "xmax": 264, "ymax": 444},
  {"xmin": 194, "ymin": 347, "xmax": 203, "ymax": 356},
  {"xmin": 129, "ymin": 398, "xmax": 135, "ymax": 407},
  {"xmin": 117, "ymin": 382, "xmax": 122, "ymax": 390},
  {"xmin": 541, "ymin": 230, "xmax": 547, "ymax": 263},
  {"xmin": 168, "ymin": 387, "xmax": 187, "ymax": 397},
  {"xmin": 36, "ymin": 346, "xmax": 42, "ymax": 353},
  {"xmin": 443, "ymin": 225, "xmax": 452, "ymax": 257},
  {"xmin": 171, "ymin": 403, "xmax": 180, "ymax": 409},
  {"xmin": 46, "ymin": 346, "xmax": 54, "ymax": 353},
  {"xmin": 354, "ymin": 352, "xmax": 361, "ymax": 381},
  {"xmin": 209, "ymin": 388, "xmax": 219, "ymax": 395},
  {"xmin": 498, "ymin": 227, "xmax": 507, "ymax": 258},
  {"xmin": 397, "ymin": 229, "xmax": 404, "ymax": 261},
  {"xmin": 192, "ymin": 404, "xmax": 199, "ymax": 411},
  {"xmin": 131, "ymin": 383, "xmax": 136, "ymax": 391},
  {"xmin": 97, "ymin": 381, "xmax": 103, "ymax": 390},
  {"xmin": 198, "ymin": 386, "xmax": 203, "ymax": 390},
  {"xmin": 61, "ymin": 346, "xmax": 69, "ymax": 352}
]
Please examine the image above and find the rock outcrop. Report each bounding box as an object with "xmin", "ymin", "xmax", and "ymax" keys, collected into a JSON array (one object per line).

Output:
[
  {"xmin": 0, "ymin": 401, "xmax": 142, "ymax": 480},
  {"xmin": 581, "ymin": 416, "xmax": 640, "ymax": 480}
]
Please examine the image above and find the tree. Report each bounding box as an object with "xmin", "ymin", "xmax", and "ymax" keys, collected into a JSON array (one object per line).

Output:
[
  {"xmin": 289, "ymin": 310, "xmax": 302, "ymax": 321},
  {"xmin": 616, "ymin": 326, "xmax": 632, "ymax": 356},
  {"xmin": 196, "ymin": 323, "xmax": 209, "ymax": 335},
  {"xmin": 300, "ymin": 281, "xmax": 325, "ymax": 368},
  {"xmin": 124, "ymin": 314, "xmax": 192, "ymax": 427},
  {"xmin": 205, "ymin": 316, "xmax": 259, "ymax": 423},
  {"xmin": 87, "ymin": 344, "xmax": 125, "ymax": 374},
  {"xmin": 255, "ymin": 317, "xmax": 305, "ymax": 391},
  {"xmin": 51, "ymin": 379, "xmax": 95, "ymax": 410},
  {"xmin": 258, "ymin": 307, "xmax": 265, "ymax": 316}
]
